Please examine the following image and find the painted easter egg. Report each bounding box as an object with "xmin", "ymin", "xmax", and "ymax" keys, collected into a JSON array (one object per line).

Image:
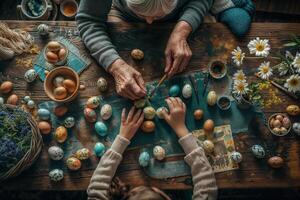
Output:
[
  {"xmin": 203, "ymin": 119, "xmax": 214, "ymax": 134},
  {"xmin": 202, "ymin": 140, "xmax": 214, "ymax": 153},
  {"xmin": 84, "ymin": 107, "xmax": 97, "ymax": 123},
  {"xmin": 169, "ymin": 85, "xmax": 180, "ymax": 97},
  {"xmin": 153, "ymin": 146, "xmax": 165, "ymax": 161},
  {"xmin": 134, "ymin": 98, "xmax": 146, "ymax": 109},
  {"xmin": 23, "ymin": 95, "xmax": 31, "ymax": 103},
  {"xmin": 141, "ymin": 121, "xmax": 155, "ymax": 133},
  {"xmin": 139, "ymin": 151, "xmax": 150, "ymax": 167},
  {"xmin": 64, "ymin": 116, "xmax": 75, "ymax": 128},
  {"xmin": 54, "ymin": 105, "xmax": 68, "ymax": 117},
  {"xmin": 143, "ymin": 106, "xmax": 156, "ymax": 120},
  {"xmin": 27, "ymin": 100, "xmax": 35, "ymax": 109},
  {"xmin": 54, "ymin": 126, "xmax": 68, "ymax": 143},
  {"xmin": 47, "ymin": 41, "xmax": 61, "ymax": 52},
  {"xmin": 251, "ymin": 144, "xmax": 265, "ymax": 158},
  {"xmin": 95, "ymin": 121, "xmax": 108, "ymax": 136},
  {"xmin": 292, "ymin": 122, "xmax": 300, "ymax": 135},
  {"xmin": 97, "ymin": 77, "xmax": 108, "ymax": 92},
  {"xmin": 94, "ymin": 142, "xmax": 106, "ymax": 157},
  {"xmin": 48, "ymin": 146, "xmax": 64, "ymax": 160},
  {"xmin": 230, "ymin": 151, "xmax": 243, "ymax": 163},
  {"xmin": 286, "ymin": 105, "xmax": 300, "ymax": 116},
  {"xmin": 131, "ymin": 49, "xmax": 144, "ymax": 60},
  {"xmin": 207, "ymin": 91, "xmax": 217, "ymax": 106},
  {"xmin": 63, "ymin": 79, "xmax": 76, "ymax": 93},
  {"xmin": 282, "ymin": 117, "xmax": 291, "ymax": 129},
  {"xmin": 0, "ymin": 81, "xmax": 13, "ymax": 94},
  {"xmin": 66, "ymin": 157, "xmax": 82, "ymax": 171},
  {"xmin": 53, "ymin": 76, "xmax": 65, "ymax": 87},
  {"xmin": 75, "ymin": 148, "xmax": 91, "ymax": 160},
  {"xmin": 38, "ymin": 121, "xmax": 52, "ymax": 135},
  {"xmin": 156, "ymin": 107, "xmax": 168, "ymax": 119},
  {"xmin": 38, "ymin": 108, "xmax": 51, "ymax": 120},
  {"xmin": 0, "ymin": 97, "xmax": 4, "ymax": 105},
  {"xmin": 182, "ymin": 84, "xmax": 192, "ymax": 99},
  {"xmin": 7, "ymin": 94, "xmax": 18, "ymax": 105},
  {"xmin": 86, "ymin": 96, "xmax": 101, "ymax": 109},
  {"xmin": 24, "ymin": 69, "xmax": 37, "ymax": 83},
  {"xmin": 268, "ymin": 156, "xmax": 284, "ymax": 169},
  {"xmin": 193, "ymin": 109, "xmax": 204, "ymax": 120},
  {"xmin": 49, "ymin": 169, "xmax": 64, "ymax": 182},
  {"xmin": 100, "ymin": 104, "xmax": 112, "ymax": 120},
  {"xmin": 53, "ymin": 86, "xmax": 68, "ymax": 100},
  {"xmin": 37, "ymin": 24, "xmax": 49, "ymax": 36}
]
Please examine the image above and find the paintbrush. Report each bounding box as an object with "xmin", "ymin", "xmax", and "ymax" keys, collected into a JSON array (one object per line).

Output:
[
  {"xmin": 271, "ymin": 81, "xmax": 299, "ymax": 100},
  {"xmin": 188, "ymin": 74, "xmax": 200, "ymax": 106},
  {"xmin": 149, "ymin": 74, "xmax": 168, "ymax": 98}
]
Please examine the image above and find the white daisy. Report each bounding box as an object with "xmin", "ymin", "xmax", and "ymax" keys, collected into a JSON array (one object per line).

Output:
[
  {"xmin": 257, "ymin": 61, "xmax": 272, "ymax": 80},
  {"xmin": 247, "ymin": 37, "xmax": 271, "ymax": 57},
  {"xmin": 233, "ymin": 70, "xmax": 246, "ymax": 82},
  {"xmin": 231, "ymin": 46, "xmax": 245, "ymax": 66},
  {"xmin": 233, "ymin": 81, "xmax": 249, "ymax": 96},
  {"xmin": 284, "ymin": 74, "xmax": 300, "ymax": 93},
  {"xmin": 292, "ymin": 52, "xmax": 300, "ymax": 73}
]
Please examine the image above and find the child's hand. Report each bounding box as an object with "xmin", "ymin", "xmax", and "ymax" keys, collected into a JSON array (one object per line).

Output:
[
  {"xmin": 119, "ymin": 106, "xmax": 144, "ymax": 140},
  {"xmin": 161, "ymin": 97, "xmax": 189, "ymax": 138}
]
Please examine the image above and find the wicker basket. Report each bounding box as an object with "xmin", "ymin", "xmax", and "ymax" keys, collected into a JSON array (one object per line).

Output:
[{"xmin": 0, "ymin": 104, "xmax": 43, "ymax": 181}]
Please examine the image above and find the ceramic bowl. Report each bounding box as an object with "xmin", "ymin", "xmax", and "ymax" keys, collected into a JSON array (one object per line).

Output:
[
  {"xmin": 268, "ymin": 113, "xmax": 291, "ymax": 137},
  {"xmin": 44, "ymin": 67, "xmax": 79, "ymax": 103},
  {"xmin": 217, "ymin": 96, "xmax": 231, "ymax": 110},
  {"xmin": 44, "ymin": 41, "xmax": 69, "ymax": 66},
  {"xmin": 17, "ymin": 0, "xmax": 52, "ymax": 20},
  {"xmin": 208, "ymin": 60, "xmax": 227, "ymax": 79}
]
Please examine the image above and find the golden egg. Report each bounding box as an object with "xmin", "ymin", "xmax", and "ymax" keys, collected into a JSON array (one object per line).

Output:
[
  {"xmin": 66, "ymin": 157, "xmax": 81, "ymax": 171},
  {"xmin": 38, "ymin": 121, "xmax": 52, "ymax": 135},
  {"xmin": 286, "ymin": 105, "xmax": 300, "ymax": 116},
  {"xmin": 203, "ymin": 119, "xmax": 214, "ymax": 134},
  {"xmin": 54, "ymin": 105, "xmax": 68, "ymax": 117},
  {"xmin": 131, "ymin": 49, "xmax": 144, "ymax": 60},
  {"xmin": 7, "ymin": 94, "xmax": 18, "ymax": 105},
  {"xmin": 54, "ymin": 86, "xmax": 68, "ymax": 100},
  {"xmin": 47, "ymin": 41, "xmax": 61, "ymax": 52},
  {"xmin": 194, "ymin": 109, "xmax": 204, "ymax": 120},
  {"xmin": 207, "ymin": 91, "xmax": 217, "ymax": 106},
  {"xmin": 0, "ymin": 81, "xmax": 13, "ymax": 94},
  {"xmin": 46, "ymin": 51, "xmax": 59, "ymax": 63},
  {"xmin": 141, "ymin": 121, "xmax": 155, "ymax": 133},
  {"xmin": 63, "ymin": 79, "xmax": 76, "ymax": 93},
  {"xmin": 58, "ymin": 48, "xmax": 66, "ymax": 60},
  {"xmin": 55, "ymin": 126, "xmax": 68, "ymax": 143}
]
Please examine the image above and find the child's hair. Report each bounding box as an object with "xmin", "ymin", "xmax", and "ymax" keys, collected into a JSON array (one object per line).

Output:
[{"xmin": 110, "ymin": 177, "xmax": 170, "ymax": 200}]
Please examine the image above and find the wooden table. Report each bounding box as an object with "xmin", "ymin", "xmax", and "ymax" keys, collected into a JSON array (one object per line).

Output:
[{"xmin": 1, "ymin": 21, "xmax": 300, "ymax": 190}]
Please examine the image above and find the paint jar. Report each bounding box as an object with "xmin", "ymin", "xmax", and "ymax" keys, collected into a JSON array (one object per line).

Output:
[
  {"xmin": 60, "ymin": 0, "xmax": 78, "ymax": 18},
  {"xmin": 208, "ymin": 60, "xmax": 227, "ymax": 79}
]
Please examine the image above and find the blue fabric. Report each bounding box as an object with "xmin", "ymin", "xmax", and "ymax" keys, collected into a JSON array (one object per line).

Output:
[{"xmin": 231, "ymin": 0, "xmax": 256, "ymax": 15}]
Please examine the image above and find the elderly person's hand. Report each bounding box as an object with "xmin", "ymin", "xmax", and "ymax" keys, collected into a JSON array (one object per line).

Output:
[
  {"xmin": 108, "ymin": 59, "xmax": 147, "ymax": 100},
  {"xmin": 165, "ymin": 21, "xmax": 193, "ymax": 78}
]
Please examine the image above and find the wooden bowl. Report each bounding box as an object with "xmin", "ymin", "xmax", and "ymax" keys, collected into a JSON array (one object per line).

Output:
[{"xmin": 44, "ymin": 67, "xmax": 79, "ymax": 103}]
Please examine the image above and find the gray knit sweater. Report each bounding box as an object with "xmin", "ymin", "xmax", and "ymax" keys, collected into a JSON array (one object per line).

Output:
[{"xmin": 87, "ymin": 134, "xmax": 218, "ymax": 200}]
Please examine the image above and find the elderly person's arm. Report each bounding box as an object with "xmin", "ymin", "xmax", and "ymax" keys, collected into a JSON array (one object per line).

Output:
[
  {"xmin": 76, "ymin": 0, "xmax": 146, "ymax": 100},
  {"xmin": 165, "ymin": 0, "xmax": 213, "ymax": 77}
]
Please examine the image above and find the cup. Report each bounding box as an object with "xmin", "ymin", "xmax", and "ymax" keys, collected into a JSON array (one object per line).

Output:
[{"xmin": 60, "ymin": 0, "xmax": 78, "ymax": 18}]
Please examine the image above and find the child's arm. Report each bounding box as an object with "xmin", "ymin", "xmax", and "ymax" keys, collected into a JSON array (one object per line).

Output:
[
  {"xmin": 162, "ymin": 97, "xmax": 218, "ymax": 200},
  {"xmin": 87, "ymin": 107, "xmax": 144, "ymax": 200}
]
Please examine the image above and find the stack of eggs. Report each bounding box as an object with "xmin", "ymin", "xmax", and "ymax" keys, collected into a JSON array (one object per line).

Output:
[
  {"xmin": 44, "ymin": 41, "xmax": 68, "ymax": 65},
  {"xmin": 52, "ymin": 76, "xmax": 77, "ymax": 100},
  {"xmin": 141, "ymin": 106, "xmax": 156, "ymax": 133},
  {"xmin": 268, "ymin": 114, "xmax": 291, "ymax": 136}
]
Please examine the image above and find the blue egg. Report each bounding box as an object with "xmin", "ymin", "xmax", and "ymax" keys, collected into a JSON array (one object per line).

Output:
[
  {"xmin": 37, "ymin": 108, "xmax": 51, "ymax": 120},
  {"xmin": 251, "ymin": 144, "xmax": 265, "ymax": 158},
  {"xmin": 95, "ymin": 121, "xmax": 108, "ymax": 136},
  {"xmin": 169, "ymin": 85, "xmax": 180, "ymax": 97},
  {"xmin": 94, "ymin": 142, "xmax": 106, "ymax": 157},
  {"xmin": 139, "ymin": 151, "xmax": 150, "ymax": 167}
]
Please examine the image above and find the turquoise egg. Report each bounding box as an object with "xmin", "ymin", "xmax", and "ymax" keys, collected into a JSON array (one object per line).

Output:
[
  {"xmin": 64, "ymin": 116, "xmax": 75, "ymax": 128},
  {"xmin": 94, "ymin": 142, "xmax": 106, "ymax": 157},
  {"xmin": 95, "ymin": 121, "xmax": 108, "ymax": 136},
  {"xmin": 169, "ymin": 85, "xmax": 180, "ymax": 97},
  {"xmin": 251, "ymin": 144, "xmax": 265, "ymax": 158},
  {"xmin": 139, "ymin": 151, "xmax": 150, "ymax": 167},
  {"xmin": 38, "ymin": 108, "xmax": 51, "ymax": 120}
]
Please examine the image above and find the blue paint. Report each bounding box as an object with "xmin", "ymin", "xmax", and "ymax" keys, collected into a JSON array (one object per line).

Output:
[
  {"xmin": 138, "ymin": 151, "xmax": 150, "ymax": 167},
  {"xmin": 95, "ymin": 121, "xmax": 108, "ymax": 136},
  {"xmin": 37, "ymin": 108, "xmax": 50, "ymax": 120},
  {"xmin": 94, "ymin": 142, "xmax": 105, "ymax": 157},
  {"xmin": 169, "ymin": 85, "xmax": 180, "ymax": 97}
]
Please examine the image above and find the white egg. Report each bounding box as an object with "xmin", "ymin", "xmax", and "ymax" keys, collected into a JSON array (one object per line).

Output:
[
  {"xmin": 156, "ymin": 107, "xmax": 168, "ymax": 119},
  {"xmin": 53, "ymin": 76, "xmax": 65, "ymax": 87},
  {"xmin": 23, "ymin": 96, "xmax": 31, "ymax": 103},
  {"xmin": 153, "ymin": 145, "xmax": 165, "ymax": 161},
  {"xmin": 293, "ymin": 122, "xmax": 300, "ymax": 135},
  {"xmin": 182, "ymin": 84, "xmax": 192, "ymax": 99},
  {"xmin": 24, "ymin": 69, "xmax": 37, "ymax": 83},
  {"xmin": 100, "ymin": 104, "xmax": 112, "ymax": 120},
  {"xmin": 0, "ymin": 97, "xmax": 4, "ymax": 105},
  {"xmin": 27, "ymin": 100, "xmax": 35, "ymax": 109},
  {"xmin": 207, "ymin": 91, "xmax": 218, "ymax": 106},
  {"xmin": 49, "ymin": 169, "xmax": 64, "ymax": 182},
  {"xmin": 48, "ymin": 146, "xmax": 64, "ymax": 161}
]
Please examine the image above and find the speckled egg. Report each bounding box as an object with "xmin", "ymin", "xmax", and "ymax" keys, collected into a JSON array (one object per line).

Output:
[
  {"xmin": 53, "ymin": 76, "xmax": 65, "ymax": 87},
  {"xmin": 95, "ymin": 121, "xmax": 108, "ymax": 136},
  {"xmin": 27, "ymin": 100, "xmax": 35, "ymax": 109},
  {"xmin": 0, "ymin": 97, "xmax": 4, "ymax": 105},
  {"xmin": 23, "ymin": 95, "xmax": 31, "ymax": 103},
  {"xmin": 131, "ymin": 49, "xmax": 144, "ymax": 60},
  {"xmin": 84, "ymin": 107, "xmax": 97, "ymax": 123},
  {"xmin": 66, "ymin": 157, "xmax": 82, "ymax": 171},
  {"xmin": 54, "ymin": 126, "xmax": 68, "ymax": 143},
  {"xmin": 251, "ymin": 144, "xmax": 265, "ymax": 158},
  {"xmin": 75, "ymin": 148, "xmax": 91, "ymax": 160},
  {"xmin": 97, "ymin": 77, "xmax": 108, "ymax": 92},
  {"xmin": 194, "ymin": 109, "xmax": 204, "ymax": 120},
  {"xmin": 7, "ymin": 94, "xmax": 18, "ymax": 105},
  {"xmin": 286, "ymin": 105, "xmax": 300, "ymax": 116},
  {"xmin": 37, "ymin": 24, "xmax": 49, "ymax": 36},
  {"xmin": 292, "ymin": 122, "xmax": 300, "ymax": 135},
  {"xmin": 48, "ymin": 146, "xmax": 64, "ymax": 160},
  {"xmin": 203, "ymin": 119, "xmax": 214, "ymax": 134},
  {"xmin": 49, "ymin": 169, "xmax": 64, "ymax": 182},
  {"xmin": 64, "ymin": 116, "xmax": 75, "ymax": 128},
  {"xmin": 207, "ymin": 91, "xmax": 217, "ymax": 106},
  {"xmin": 38, "ymin": 121, "xmax": 52, "ymax": 135},
  {"xmin": 139, "ymin": 151, "xmax": 150, "ymax": 167},
  {"xmin": 156, "ymin": 107, "xmax": 168, "ymax": 119},
  {"xmin": 38, "ymin": 108, "xmax": 51, "ymax": 120},
  {"xmin": 169, "ymin": 85, "xmax": 180, "ymax": 97},
  {"xmin": 53, "ymin": 86, "xmax": 68, "ymax": 100},
  {"xmin": 0, "ymin": 81, "xmax": 13, "ymax": 94},
  {"xmin": 100, "ymin": 104, "xmax": 112, "ymax": 120},
  {"xmin": 54, "ymin": 105, "xmax": 68, "ymax": 117},
  {"xmin": 134, "ymin": 98, "xmax": 146, "ymax": 109},
  {"xmin": 153, "ymin": 146, "xmax": 165, "ymax": 161},
  {"xmin": 202, "ymin": 140, "xmax": 214, "ymax": 153},
  {"xmin": 230, "ymin": 151, "xmax": 243, "ymax": 163},
  {"xmin": 94, "ymin": 142, "xmax": 106, "ymax": 157},
  {"xmin": 141, "ymin": 121, "xmax": 155, "ymax": 133},
  {"xmin": 182, "ymin": 84, "xmax": 192, "ymax": 99},
  {"xmin": 63, "ymin": 79, "xmax": 76, "ymax": 93},
  {"xmin": 24, "ymin": 69, "xmax": 37, "ymax": 83},
  {"xmin": 268, "ymin": 156, "xmax": 284, "ymax": 168},
  {"xmin": 282, "ymin": 117, "xmax": 291, "ymax": 129},
  {"xmin": 86, "ymin": 96, "xmax": 101, "ymax": 109},
  {"xmin": 143, "ymin": 106, "xmax": 156, "ymax": 120}
]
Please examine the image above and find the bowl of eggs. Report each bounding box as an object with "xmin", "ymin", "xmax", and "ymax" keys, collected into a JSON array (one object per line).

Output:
[
  {"xmin": 268, "ymin": 113, "xmax": 291, "ymax": 136},
  {"xmin": 44, "ymin": 41, "xmax": 68, "ymax": 66},
  {"xmin": 44, "ymin": 67, "xmax": 79, "ymax": 103}
]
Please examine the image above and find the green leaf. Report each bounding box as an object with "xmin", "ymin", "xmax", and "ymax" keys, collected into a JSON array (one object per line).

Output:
[{"xmin": 283, "ymin": 42, "xmax": 298, "ymax": 47}]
